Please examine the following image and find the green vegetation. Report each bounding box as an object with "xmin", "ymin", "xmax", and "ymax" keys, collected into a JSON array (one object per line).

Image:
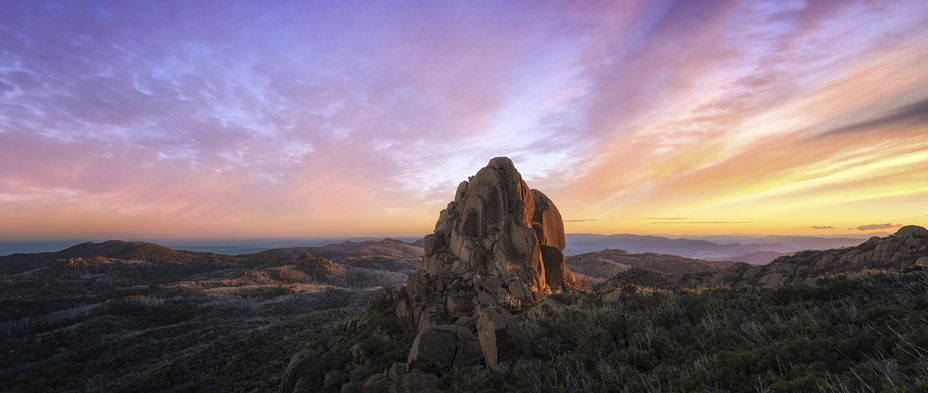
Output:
[
  {"xmin": 293, "ymin": 289, "xmax": 419, "ymax": 393},
  {"xmin": 440, "ymin": 270, "xmax": 928, "ymax": 392},
  {"xmin": 0, "ymin": 291, "xmax": 365, "ymax": 392}
]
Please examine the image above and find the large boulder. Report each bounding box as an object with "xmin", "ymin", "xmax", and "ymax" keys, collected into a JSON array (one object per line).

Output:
[
  {"xmin": 477, "ymin": 307, "xmax": 532, "ymax": 370},
  {"xmin": 407, "ymin": 325, "xmax": 483, "ymax": 375},
  {"xmin": 539, "ymin": 244, "xmax": 565, "ymax": 291},
  {"xmin": 530, "ymin": 189, "xmax": 566, "ymax": 251},
  {"xmin": 279, "ymin": 350, "xmax": 315, "ymax": 393},
  {"xmin": 532, "ymin": 189, "xmax": 570, "ymax": 291},
  {"xmin": 402, "ymin": 369, "xmax": 440, "ymax": 392},
  {"xmin": 896, "ymin": 225, "xmax": 928, "ymax": 237}
]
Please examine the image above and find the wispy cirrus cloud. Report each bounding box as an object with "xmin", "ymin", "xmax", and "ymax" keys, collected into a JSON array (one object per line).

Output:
[
  {"xmin": 809, "ymin": 226, "xmax": 835, "ymax": 230},
  {"xmin": 856, "ymin": 223, "xmax": 903, "ymax": 232}
]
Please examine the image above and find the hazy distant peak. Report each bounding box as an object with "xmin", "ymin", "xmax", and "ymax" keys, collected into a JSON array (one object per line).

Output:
[{"xmin": 55, "ymin": 240, "xmax": 196, "ymax": 264}]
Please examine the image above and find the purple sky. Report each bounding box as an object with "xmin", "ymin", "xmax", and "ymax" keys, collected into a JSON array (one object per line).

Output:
[{"xmin": 1, "ymin": 0, "xmax": 927, "ymax": 240}]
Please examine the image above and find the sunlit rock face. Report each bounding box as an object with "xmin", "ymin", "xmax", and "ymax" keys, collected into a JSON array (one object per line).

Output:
[{"xmin": 410, "ymin": 157, "xmax": 576, "ymax": 306}]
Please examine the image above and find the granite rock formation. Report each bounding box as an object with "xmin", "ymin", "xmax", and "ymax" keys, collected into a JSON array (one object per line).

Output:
[
  {"xmin": 407, "ymin": 325, "xmax": 483, "ymax": 375},
  {"xmin": 410, "ymin": 157, "xmax": 576, "ymax": 312},
  {"xmin": 476, "ymin": 307, "xmax": 532, "ymax": 370},
  {"xmin": 280, "ymin": 157, "xmax": 576, "ymax": 393},
  {"xmin": 398, "ymin": 158, "xmax": 575, "ymax": 376}
]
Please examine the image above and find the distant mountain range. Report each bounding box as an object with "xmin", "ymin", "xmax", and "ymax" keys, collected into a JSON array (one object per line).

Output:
[
  {"xmin": 0, "ymin": 237, "xmax": 425, "ymax": 257},
  {"xmin": 1, "ymin": 233, "xmax": 872, "ymax": 266},
  {"xmin": 564, "ymin": 233, "xmax": 868, "ymax": 263},
  {"xmin": 0, "ymin": 238, "xmax": 426, "ymax": 292},
  {"xmin": 596, "ymin": 225, "xmax": 928, "ymax": 292},
  {"xmin": 0, "ymin": 240, "xmax": 205, "ymax": 265}
]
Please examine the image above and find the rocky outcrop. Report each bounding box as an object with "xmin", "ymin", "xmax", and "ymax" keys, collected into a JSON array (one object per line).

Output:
[
  {"xmin": 280, "ymin": 158, "xmax": 578, "ymax": 393},
  {"xmin": 477, "ymin": 307, "xmax": 532, "ymax": 371},
  {"xmin": 526, "ymin": 298, "xmax": 569, "ymax": 317},
  {"xmin": 407, "ymin": 325, "xmax": 483, "ymax": 375},
  {"xmin": 394, "ymin": 158, "xmax": 570, "ymax": 383},
  {"xmin": 279, "ymin": 350, "xmax": 316, "ymax": 393},
  {"xmin": 409, "ymin": 158, "xmax": 576, "ymax": 314},
  {"xmin": 531, "ymin": 190, "xmax": 566, "ymax": 249}
]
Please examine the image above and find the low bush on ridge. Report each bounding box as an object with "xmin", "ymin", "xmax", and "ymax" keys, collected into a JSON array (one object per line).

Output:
[{"xmin": 440, "ymin": 270, "xmax": 928, "ymax": 392}]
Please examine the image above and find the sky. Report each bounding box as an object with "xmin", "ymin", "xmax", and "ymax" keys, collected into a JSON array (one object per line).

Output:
[{"xmin": 1, "ymin": 0, "xmax": 927, "ymax": 241}]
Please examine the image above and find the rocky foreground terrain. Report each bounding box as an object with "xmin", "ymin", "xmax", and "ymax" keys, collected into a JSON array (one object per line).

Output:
[{"xmin": 279, "ymin": 158, "xmax": 928, "ymax": 393}]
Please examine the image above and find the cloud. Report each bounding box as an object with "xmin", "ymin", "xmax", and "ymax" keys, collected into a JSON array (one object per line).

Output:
[
  {"xmin": 647, "ymin": 218, "xmax": 689, "ymax": 221},
  {"xmin": 809, "ymin": 226, "xmax": 835, "ymax": 230},
  {"xmin": 650, "ymin": 221, "xmax": 753, "ymax": 224},
  {"xmin": 855, "ymin": 223, "xmax": 903, "ymax": 231},
  {"xmin": 815, "ymin": 97, "xmax": 928, "ymax": 138},
  {"xmin": 564, "ymin": 219, "xmax": 597, "ymax": 223}
]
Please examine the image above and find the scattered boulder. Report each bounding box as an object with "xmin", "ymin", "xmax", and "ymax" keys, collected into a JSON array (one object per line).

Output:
[
  {"xmin": 279, "ymin": 350, "xmax": 315, "ymax": 393},
  {"xmin": 477, "ymin": 307, "xmax": 532, "ymax": 370},
  {"xmin": 323, "ymin": 370, "xmax": 343, "ymax": 387},
  {"xmin": 401, "ymin": 369, "xmax": 441, "ymax": 393},
  {"xmin": 759, "ymin": 273, "xmax": 787, "ymax": 287},
  {"xmin": 388, "ymin": 362, "xmax": 407, "ymax": 382},
  {"xmin": 362, "ymin": 373, "xmax": 391, "ymax": 391},
  {"xmin": 527, "ymin": 298, "xmax": 567, "ymax": 317},
  {"xmin": 407, "ymin": 325, "xmax": 483, "ymax": 375},
  {"xmin": 711, "ymin": 270, "xmax": 740, "ymax": 286}
]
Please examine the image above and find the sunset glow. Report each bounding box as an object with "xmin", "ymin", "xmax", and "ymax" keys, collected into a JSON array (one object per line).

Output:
[{"xmin": 1, "ymin": 1, "xmax": 927, "ymax": 240}]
